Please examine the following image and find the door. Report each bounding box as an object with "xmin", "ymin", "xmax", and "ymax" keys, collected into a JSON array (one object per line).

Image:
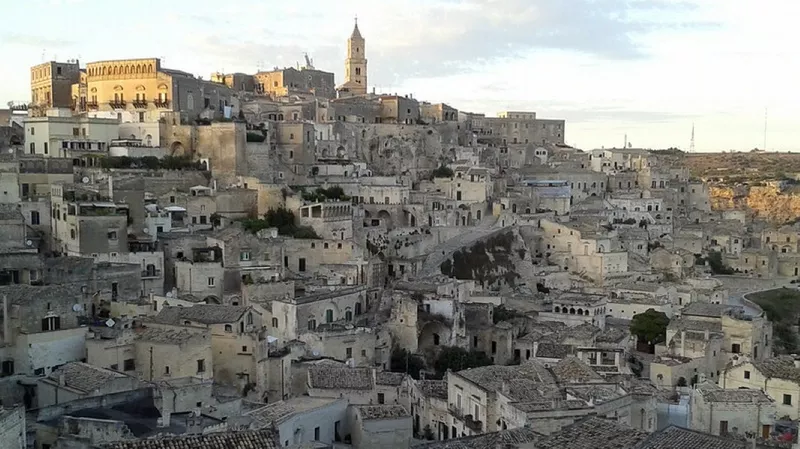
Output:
[{"xmin": 763, "ymin": 425, "xmax": 771, "ymax": 440}]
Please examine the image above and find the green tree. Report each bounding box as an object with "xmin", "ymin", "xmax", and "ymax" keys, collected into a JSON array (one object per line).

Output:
[
  {"xmin": 433, "ymin": 346, "xmax": 492, "ymax": 374},
  {"xmin": 630, "ymin": 308, "xmax": 670, "ymax": 345},
  {"xmin": 431, "ymin": 165, "xmax": 454, "ymax": 179},
  {"xmin": 706, "ymin": 250, "xmax": 734, "ymax": 275},
  {"xmin": 390, "ymin": 347, "xmax": 425, "ymax": 379}
]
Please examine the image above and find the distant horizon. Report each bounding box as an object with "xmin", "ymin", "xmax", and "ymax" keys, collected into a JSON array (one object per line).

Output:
[{"xmin": 3, "ymin": 0, "xmax": 798, "ymax": 152}]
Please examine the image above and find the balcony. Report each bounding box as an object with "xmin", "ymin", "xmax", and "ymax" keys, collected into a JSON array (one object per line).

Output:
[
  {"xmin": 153, "ymin": 98, "xmax": 170, "ymax": 108},
  {"xmin": 141, "ymin": 269, "xmax": 162, "ymax": 279},
  {"xmin": 86, "ymin": 101, "xmax": 99, "ymax": 110},
  {"xmin": 132, "ymin": 99, "xmax": 148, "ymax": 109},
  {"xmin": 448, "ymin": 404, "xmax": 483, "ymax": 432},
  {"xmin": 109, "ymin": 100, "xmax": 127, "ymax": 109}
]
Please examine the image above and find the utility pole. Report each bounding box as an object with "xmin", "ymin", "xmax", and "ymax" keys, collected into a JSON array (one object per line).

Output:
[{"xmin": 149, "ymin": 346, "xmax": 154, "ymax": 381}]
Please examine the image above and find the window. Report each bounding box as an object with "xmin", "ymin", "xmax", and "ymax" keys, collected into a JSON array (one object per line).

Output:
[
  {"xmin": 240, "ymin": 251, "xmax": 251, "ymax": 261},
  {"xmin": 224, "ymin": 324, "xmax": 232, "ymax": 332},
  {"xmin": 378, "ymin": 393, "xmax": 385, "ymax": 404},
  {"xmin": 346, "ymin": 347, "xmax": 352, "ymax": 359},
  {"xmin": 719, "ymin": 420, "xmax": 728, "ymax": 435},
  {"xmin": 107, "ymin": 231, "xmax": 118, "ymax": 240},
  {"xmin": 30, "ymin": 127, "xmax": 35, "ymax": 136},
  {"xmin": 308, "ymin": 318, "xmax": 316, "ymax": 330},
  {"xmin": 473, "ymin": 336, "xmax": 478, "ymax": 347},
  {"xmin": 785, "ymin": 394, "xmax": 793, "ymax": 405},
  {"xmin": 345, "ymin": 309, "xmax": 353, "ymax": 321},
  {"xmin": 207, "ymin": 277, "xmax": 215, "ymax": 287},
  {"xmin": 123, "ymin": 358, "xmax": 135, "ymax": 371},
  {"xmin": 491, "ymin": 341, "xmax": 497, "ymax": 354},
  {"xmin": 43, "ymin": 142, "xmax": 48, "ymax": 154},
  {"xmin": 242, "ymin": 346, "xmax": 248, "ymax": 353},
  {"xmin": 314, "ymin": 427, "xmax": 320, "ymax": 440},
  {"xmin": 30, "ymin": 211, "xmax": 40, "ymax": 225},
  {"xmin": 111, "ymin": 282, "xmax": 118, "ymax": 301},
  {"xmin": 165, "ymin": 366, "xmax": 170, "ymax": 375},
  {"xmin": 298, "ymin": 258, "xmax": 306, "ymax": 272},
  {"xmin": 731, "ymin": 343, "xmax": 741, "ymax": 354},
  {"xmin": 326, "ymin": 309, "xmax": 333, "ymax": 323},
  {"xmin": 744, "ymin": 370, "xmax": 750, "ymax": 379},
  {"xmin": 29, "ymin": 142, "xmax": 35, "ymax": 154},
  {"xmin": 197, "ymin": 359, "xmax": 206, "ymax": 373},
  {"xmin": 41, "ymin": 316, "xmax": 61, "ymax": 331},
  {"xmin": 272, "ymin": 317, "xmax": 279, "ymax": 328}
]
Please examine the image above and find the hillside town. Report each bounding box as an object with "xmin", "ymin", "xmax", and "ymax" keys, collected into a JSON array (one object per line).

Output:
[{"xmin": 3, "ymin": 20, "xmax": 800, "ymax": 449}]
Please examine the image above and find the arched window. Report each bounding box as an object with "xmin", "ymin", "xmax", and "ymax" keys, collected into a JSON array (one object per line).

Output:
[
  {"xmin": 569, "ymin": 308, "xmax": 576, "ymax": 315},
  {"xmin": 325, "ymin": 309, "xmax": 333, "ymax": 323},
  {"xmin": 554, "ymin": 306, "xmax": 561, "ymax": 313},
  {"xmin": 187, "ymin": 94, "xmax": 194, "ymax": 110},
  {"xmin": 70, "ymin": 229, "xmax": 76, "ymax": 239},
  {"xmin": 272, "ymin": 317, "xmax": 279, "ymax": 328},
  {"xmin": 577, "ymin": 308, "xmax": 584, "ymax": 315},
  {"xmin": 345, "ymin": 308, "xmax": 353, "ymax": 321},
  {"xmin": 307, "ymin": 318, "xmax": 316, "ymax": 330},
  {"xmin": 433, "ymin": 333, "xmax": 440, "ymax": 345},
  {"xmin": 246, "ymin": 312, "xmax": 253, "ymax": 325},
  {"xmin": 224, "ymin": 324, "xmax": 232, "ymax": 332}
]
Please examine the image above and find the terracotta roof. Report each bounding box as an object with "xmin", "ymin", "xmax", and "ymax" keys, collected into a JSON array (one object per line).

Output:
[
  {"xmin": 533, "ymin": 417, "xmax": 648, "ymax": 449},
  {"xmin": 99, "ymin": 429, "xmax": 280, "ymax": 449},
  {"xmin": 308, "ymin": 366, "xmax": 373, "ymax": 390},
  {"xmin": 412, "ymin": 427, "xmax": 542, "ymax": 448},
  {"xmin": 550, "ymin": 356, "xmax": 604, "ymax": 384},
  {"xmin": 535, "ymin": 343, "xmax": 573, "ymax": 359},
  {"xmin": 750, "ymin": 357, "xmax": 800, "ymax": 384},
  {"xmin": 356, "ymin": 404, "xmax": 409, "ymax": 420},
  {"xmin": 376, "ymin": 371, "xmax": 406, "ymax": 386},
  {"xmin": 153, "ymin": 305, "xmax": 249, "ymax": 325},
  {"xmin": 635, "ymin": 426, "xmax": 748, "ymax": 449},
  {"xmin": 44, "ymin": 362, "xmax": 128, "ymax": 394},
  {"xmin": 417, "ymin": 380, "xmax": 448, "ymax": 400}
]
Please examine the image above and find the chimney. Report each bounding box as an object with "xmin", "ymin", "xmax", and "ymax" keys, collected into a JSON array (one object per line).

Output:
[
  {"xmin": 794, "ymin": 359, "xmax": 800, "ymax": 369},
  {"xmin": 58, "ymin": 373, "xmax": 66, "ymax": 386},
  {"xmin": 2, "ymin": 295, "xmax": 8, "ymax": 345},
  {"xmin": 108, "ymin": 175, "xmax": 114, "ymax": 200}
]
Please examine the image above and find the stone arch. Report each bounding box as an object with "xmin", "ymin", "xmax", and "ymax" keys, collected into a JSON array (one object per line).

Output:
[
  {"xmin": 136, "ymin": 64, "xmax": 141, "ymax": 74},
  {"xmin": 203, "ymin": 295, "xmax": 220, "ymax": 304},
  {"xmin": 148, "ymin": 64, "xmax": 153, "ymax": 72},
  {"xmin": 569, "ymin": 307, "xmax": 576, "ymax": 314},
  {"xmin": 554, "ymin": 306, "xmax": 561, "ymax": 313},
  {"xmin": 124, "ymin": 66, "xmax": 129, "ymax": 74},
  {"xmin": 170, "ymin": 141, "xmax": 186, "ymax": 156},
  {"xmin": 336, "ymin": 146, "xmax": 346, "ymax": 158},
  {"xmin": 418, "ymin": 321, "xmax": 449, "ymax": 348},
  {"xmin": 378, "ymin": 210, "xmax": 393, "ymax": 229}
]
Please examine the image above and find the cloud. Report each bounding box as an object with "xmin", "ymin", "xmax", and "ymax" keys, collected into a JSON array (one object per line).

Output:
[
  {"xmin": 2, "ymin": 32, "xmax": 75, "ymax": 49},
  {"xmin": 186, "ymin": 0, "xmax": 715, "ymax": 87}
]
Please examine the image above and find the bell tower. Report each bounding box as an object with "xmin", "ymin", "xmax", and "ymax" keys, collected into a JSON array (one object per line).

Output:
[{"xmin": 344, "ymin": 17, "xmax": 367, "ymax": 95}]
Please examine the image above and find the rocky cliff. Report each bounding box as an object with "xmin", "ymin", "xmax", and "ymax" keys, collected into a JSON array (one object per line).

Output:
[{"xmin": 711, "ymin": 185, "xmax": 800, "ymax": 223}]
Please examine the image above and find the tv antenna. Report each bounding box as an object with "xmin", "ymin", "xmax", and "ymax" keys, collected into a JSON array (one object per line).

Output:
[
  {"xmin": 690, "ymin": 123, "xmax": 695, "ymax": 153},
  {"xmin": 41, "ymin": 49, "xmax": 46, "ymax": 62}
]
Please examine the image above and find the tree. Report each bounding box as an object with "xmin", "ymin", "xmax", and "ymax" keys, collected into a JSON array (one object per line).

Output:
[
  {"xmin": 433, "ymin": 346, "xmax": 492, "ymax": 374},
  {"xmin": 390, "ymin": 347, "xmax": 425, "ymax": 379},
  {"xmin": 630, "ymin": 308, "xmax": 670, "ymax": 345},
  {"xmin": 431, "ymin": 165, "xmax": 454, "ymax": 179},
  {"xmin": 706, "ymin": 250, "xmax": 734, "ymax": 275}
]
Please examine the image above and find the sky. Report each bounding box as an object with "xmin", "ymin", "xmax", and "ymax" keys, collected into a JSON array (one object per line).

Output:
[{"xmin": 3, "ymin": 0, "xmax": 799, "ymax": 151}]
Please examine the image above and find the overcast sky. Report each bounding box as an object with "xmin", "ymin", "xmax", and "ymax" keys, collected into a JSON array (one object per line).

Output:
[{"xmin": 3, "ymin": 0, "xmax": 799, "ymax": 151}]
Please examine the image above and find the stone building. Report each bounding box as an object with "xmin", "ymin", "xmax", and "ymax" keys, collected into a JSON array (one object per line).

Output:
[
  {"xmin": 0, "ymin": 405, "xmax": 25, "ymax": 449},
  {"xmin": 29, "ymin": 60, "xmax": 81, "ymax": 116},
  {"xmin": 50, "ymin": 183, "xmax": 130, "ymax": 257},
  {"xmin": 721, "ymin": 356, "xmax": 800, "ymax": 420},
  {"xmin": 253, "ymin": 66, "xmax": 335, "ymax": 99},
  {"xmin": 23, "ymin": 108, "xmax": 119, "ymax": 160},
  {"xmin": 348, "ymin": 404, "xmax": 412, "ymax": 449},
  {"xmin": 71, "ymin": 57, "xmax": 236, "ymax": 122},
  {"xmin": 150, "ymin": 304, "xmax": 266, "ymax": 392},
  {"xmin": 689, "ymin": 382, "xmax": 775, "ymax": 438},
  {"xmin": 337, "ymin": 20, "xmax": 368, "ymax": 97},
  {"xmin": 37, "ymin": 361, "xmax": 143, "ymax": 407}
]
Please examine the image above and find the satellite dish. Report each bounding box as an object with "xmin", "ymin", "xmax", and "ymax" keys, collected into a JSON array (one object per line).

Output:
[
  {"xmin": 105, "ymin": 318, "xmax": 115, "ymax": 327},
  {"xmin": 142, "ymin": 228, "xmax": 149, "ymax": 234},
  {"xmin": 72, "ymin": 304, "xmax": 82, "ymax": 312},
  {"xmin": 165, "ymin": 291, "xmax": 173, "ymax": 297},
  {"xmin": 25, "ymin": 240, "xmax": 33, "ymax": 247},
  {"xmin": 82, "ymin": 177, "xmax": 90, "ymax": 184}
]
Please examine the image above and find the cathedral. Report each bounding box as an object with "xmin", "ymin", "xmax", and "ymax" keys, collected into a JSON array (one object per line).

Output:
[{"xmin": 336, "ymin": 18, "xmax": 368, "ymax": 98}]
